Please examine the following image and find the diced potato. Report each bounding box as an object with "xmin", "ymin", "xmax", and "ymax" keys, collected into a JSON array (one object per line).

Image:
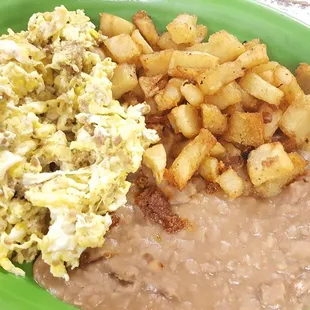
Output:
[
  {"xmin": 243, "ymin": 38, "xmax": 260, "ymax": 50},
  {"xmin": 104, "ymin": 34, "xmax": 141, "ymax": 63},
  {"xmin": 131, "ymin": 29, "xmax": 153, "ymax": 54},
  {"xmin": 239, "ymin": 72, "xmax": 284, "ymax": 106},
  {"xmin": 247, "ymin": 142, "xmax": 294, "ymax": 187},
  {"xmin": 274, "ymin": 66, "xmax": 304, "ymax": 104},
  {"xmin": 166, "ymin": 129, "xmax": 217, "ymax": 190},
  {"xmin": 259, "ymin": 103, "xmax": 283, "ymax": 141},
  {"xmin": 216, "ymin": 168, "xmax": 244, "ymax": 198},
  {"xmin": 201, "ymin": 104, "xmax": 228, "ymax": 135},
  {"xmin": 279, "ymin": 95, "xmax": 310, "ymax": 145},
  {"xmin": 224, "ymin": 112, "xmax": 264, "ymax": 147},
  {"xmin": 255, "ymin": 152, "xmax": 307, "ymax": 198},
  {"xmin": 296, "ymin": 63, "xmax": 310, "ymax": 94},
  {"xmin": 223, "ymin": 102, "xmax": 244, "ymax": 116},
  {"xmin": 238, "ymin": 86, "xmax": 258, "ymax": 112},
  {"xmin": 180, "ymin": 81, "xmax": 204, "ymax": 107},
  {"xmin": 258, "ymin": 70, "xmax": 275, "ymax": 86},
  {"xmin": 220, "ymin": 141, "xmax": 241, "ymax": 158},
  {"xmin": 155, "ymin": 78, "xmax": 183, "ymax": 111},
  {"xmin": 236, "ymin": 44, "xmax": 269, "ymax": 70},
  {"xmin": 249, "ymin": 61, "xmax": 279, "ymax": 74},
  {"xmin": 187, "ymin": 30, "xmax": 245, "ymax": 63},
  {"xmin": 132, "ymin": 10, "xmax": 160, "ymax": 47},
  {"xmin": 158, "ymin": 32, "xmax": 182, "ymax": 50},
  {"xmin": 169, "ymin": 104, "xmax": 202, "ymax": 138},
  {"xmin": 168, "ymin": 50, "xmax": 219, "ymax": 78},
  {"xmin": 173, "ymin": 66, "xmax": 206, "ymax": 80},
  {"xmin": 210, "ymin": 142, "xmax": 226, "ymax": 158},
  {"xmin": 140, "ymin": 49, "xmax": 174, "ymax": 76},
  {"xmin": 197, "ymin": 61, "xmax": 245, "ymax": 95},
  {"xmin": 100, "ymin": 13, "xmax": 136, "ymax": 37},
  {"xmin": 166, "ymin": 13, "xmax": 197, "ymax": 44},
  {"xmin": 111, "ymin": 63, "xmax": 138, "ymax": 99},
  {"xmin": 195, "ymin": 24, "xmax": 208, "ymax": 43},
  {"xmin": 143, "ymin": 144, "xmax": 167, "ymax": 184},
  {"xmin": 199, "ymin": 156, "xmax": 219, "ymax": 182},
  {"xmin": 139, "ymin": 74, "xmax": 166, "ymax": 98},
  {"xmin": 205, "ymin": 81, "xmax": 242, "ymax": 110}
]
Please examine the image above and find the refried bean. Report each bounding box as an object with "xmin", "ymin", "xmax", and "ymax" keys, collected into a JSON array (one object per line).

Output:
[{"xmin": 34, "ymin": 172, "xmax": 310, "ymax": 310}]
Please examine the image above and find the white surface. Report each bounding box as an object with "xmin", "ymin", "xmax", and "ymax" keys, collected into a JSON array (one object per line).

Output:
[{"xmin": 257, "ymin": 0, "xmax": 310, "ymax": 25}]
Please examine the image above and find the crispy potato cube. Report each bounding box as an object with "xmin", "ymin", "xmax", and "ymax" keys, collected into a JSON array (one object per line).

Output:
[
  {"xmin": 296, "ymin": 63, "xmax": 310, "ymax": 95},
  {"xmin": 158, "ymin": 32, "xmax": 182, "ymax": 50},
  {"xmin": 195, "ymin": 24, "xmax": 208, "ymax": 43},
  {"xmin": 239, "ymin": 72, "xmax": 284, "ymax": 106},
  {"xmin": 100, "ymin": 13, "xmax": 136, "ymax": 37},
  {"xmin": 224, "ymin": 112, "xmax": 264, "ymax": 147},
  {"xmin": 247, "ymin": 142, "xmax": 294, "ymax": 187},
  {"xmin": 205, "ymin": 81, "xmax": 242, "ymax": 110},
  {"xmin": 111, "ymin": 63, "xmax": 138, "ymax": 99},
  {"xmin": 279, "ymin": 95, "xmax": 310, "ymax": 145},
  {"xmin": 250, "ymin": 61, "xmax": 279, "ymax": 74},
  {"xmin": 140, "ymin": 49, "xmax": 173, "ymax": 76},
  {"xmin": 197, "ymin": 61, "xmax": 245, "ymax": 95},
  {"xmin": 221, "ymin": 141, "xmax": 242, "ymax": 157},
  {"xmin": 173, "ymin": 66, "xmax": 206, "ymax": 80},
  {"xmin": 180, "ymin": 81, "xmax": 204, "ymax": 107},
  {"xmin": 274, "ymin": 66, "xmax": 304, "ymax": 104},
  {"xmin": 169, "ymin": 104, "xmax": 202, "ymax": 138},
  {"xmin": 210, "ymin": 142, "xmax": 226, "ymax": 158},
  {"xmin": 167, "ymin": 129, "xmax": 217, "ymax": 190},
  {"xmin": 166, "ymin": 13, "xmax": 197, "ymax": 44},
  {"xmin": 216, "ymin": 168, "xmax": 244, "ymax": 198},
  {"xmin": 223, "ymin": 102, "xmax": 244, "ymax": 116},
  {"xmin": 155, "ymin": 78, "xmax": 183, "ymax": 111},
  {"xmin": 187, "ymin": 30, "xmax": 245, "ymax": 63},
  {"xmin": 259, "ymin": 103, "xmax": 283, "ymax": 141},
  {"xmin": 143, "ymin": 144, "xmax": 167, "ymax": 184},
  {"xmin": 104, "ymin": 34, "xmax": 141, "ymax": 63},
  {"xmin": 201, "ymin": 104, "xmax": 228, "ymax": 135},
  {"xmin": 199, "ymin": 156, "xmax": 219, "ymax": 182},
  {"xmin": 139, "ymin": 74, "xmax": 165, "ymax": 98},
  {"xmin": 132, "ymin": 11, "xmax": 160, "ymax": 47},
  {"xmin": 131, "ymin": 29, "xmax": 153, "ymax": 54},
  {"xmin": 236, "ymin": 44, "xmax": 269, "ymax": 70},
  {"xmin": 258, "ymin": 70, "xmax": 275, "ymax": 86},
  {"xmin": 237, "ymin": 85, "xmax": 258, "ymax": 111},
  {"xmin": 255, "ymin": 152, "xmax": 307, "ymax": 198},
  {"xmin": 243, "ymin": 38, "xmax": 260, "ymax": 50},
  {"xmin": 168, "ymin": 50, "xmax": 219, "ymax": 78}
]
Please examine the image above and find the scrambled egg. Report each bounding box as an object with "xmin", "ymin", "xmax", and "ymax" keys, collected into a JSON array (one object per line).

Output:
[{"xmin": 0, "ymin": 6, "xmax": 158, "ymax": 280}]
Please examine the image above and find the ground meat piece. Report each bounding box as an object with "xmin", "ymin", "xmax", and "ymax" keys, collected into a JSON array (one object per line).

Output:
[{"xmin": 135, "ymin": 186, "xmax": 186, "ymax": 233}]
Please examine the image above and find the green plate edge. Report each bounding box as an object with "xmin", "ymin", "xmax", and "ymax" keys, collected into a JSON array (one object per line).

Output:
[{"xmin": 0, "ymin": 0, "xmax": 310, "ymax": 309}]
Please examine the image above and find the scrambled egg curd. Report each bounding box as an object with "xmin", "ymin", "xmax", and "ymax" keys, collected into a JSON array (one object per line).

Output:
[{"xmin": 0, "ymin": 6, "xmax": 158, "ymax": 280}]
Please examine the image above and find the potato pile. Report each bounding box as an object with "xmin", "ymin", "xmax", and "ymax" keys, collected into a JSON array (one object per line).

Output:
[{"xmin": 100, "ymin": 11, "xmax": 310, "ymax": 198}]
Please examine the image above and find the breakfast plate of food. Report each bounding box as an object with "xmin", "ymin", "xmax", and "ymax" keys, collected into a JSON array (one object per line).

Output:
[{"xmin": 1, "ymin": 0, "xmax": 310, "ymax": 309}]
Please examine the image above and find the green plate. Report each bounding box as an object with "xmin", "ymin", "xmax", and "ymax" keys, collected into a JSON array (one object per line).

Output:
[{"xmin": 0, "ymin": 0, "xmax": 310, "ymax": 309}]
